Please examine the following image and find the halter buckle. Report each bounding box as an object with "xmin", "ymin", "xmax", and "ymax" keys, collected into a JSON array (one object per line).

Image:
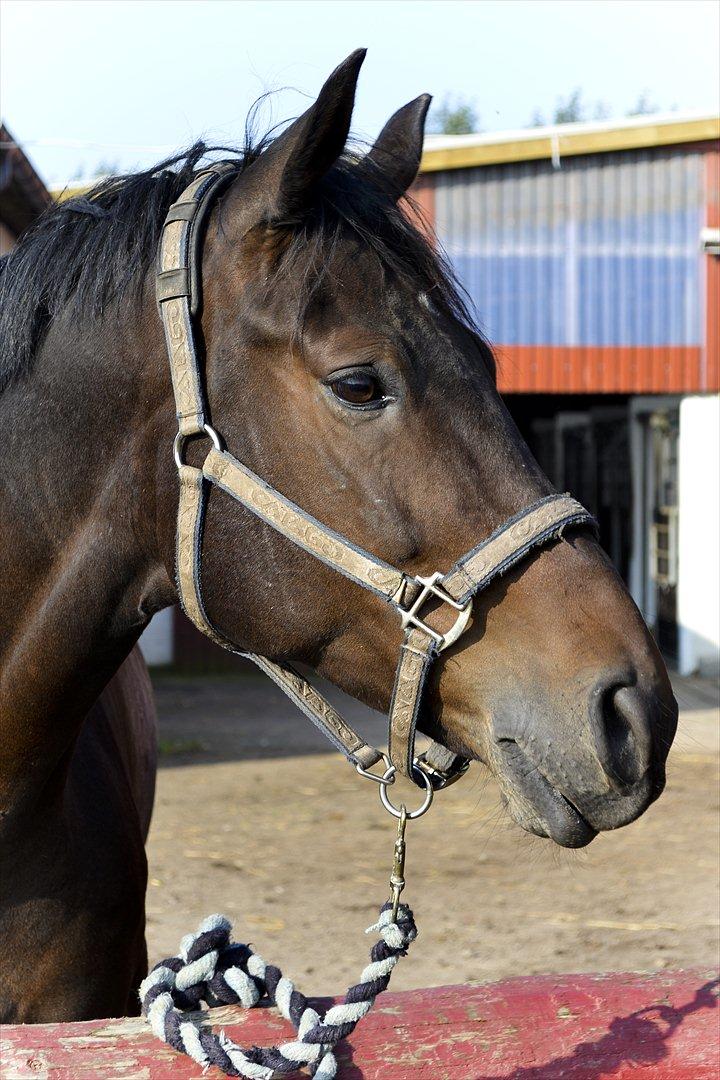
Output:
[
  {"xmin": 413, "ymin": 753, "xmax": 470, "ymax": 790},
  {"xmin": 396, "ymin": 572, "xmax": 473, "ymax": 652}
]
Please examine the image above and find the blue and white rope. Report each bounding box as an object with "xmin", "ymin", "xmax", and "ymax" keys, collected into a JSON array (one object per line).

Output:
[{"xmin": 140, "ymin": 902, "xmax": 417, "ymax": 1078}]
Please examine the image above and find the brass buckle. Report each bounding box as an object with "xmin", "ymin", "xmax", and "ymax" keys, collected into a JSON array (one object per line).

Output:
[{"xmin": 396, "ymin": 572, "xmax": 472, "ymax": 652}]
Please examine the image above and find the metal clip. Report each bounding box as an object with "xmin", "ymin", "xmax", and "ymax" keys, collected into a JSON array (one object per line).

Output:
[{"xmin": 389, "ymin": 805, "xmax": 408, "ymax": 922}]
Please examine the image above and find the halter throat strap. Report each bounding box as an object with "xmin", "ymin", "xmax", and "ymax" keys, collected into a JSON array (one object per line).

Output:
[{"xmin": 157, "ymin": 164, "xmax": 597, "ymax": 790}]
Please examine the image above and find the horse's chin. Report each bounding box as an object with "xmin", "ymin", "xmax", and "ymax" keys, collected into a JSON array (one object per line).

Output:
[{"xmin": 493, "ymin": 740, "xmax": 598, "ymax": 848}]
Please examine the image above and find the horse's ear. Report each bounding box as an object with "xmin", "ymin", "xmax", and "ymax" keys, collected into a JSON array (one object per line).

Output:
[
  {"xmin": 365, "ymin": 94, "xmax": 432, "ymax": 197},
  {"xmin": 251, "ymin": 49, "xmax": 366, "ymax": 219}
]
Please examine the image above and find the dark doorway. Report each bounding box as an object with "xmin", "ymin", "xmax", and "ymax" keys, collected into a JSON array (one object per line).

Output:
[{"xmin": 507, "ymin": 395, "xmax": 632, "ymax": 583}]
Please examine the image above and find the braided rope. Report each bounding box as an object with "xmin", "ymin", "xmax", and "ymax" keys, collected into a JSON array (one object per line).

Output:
[{"xmin": 140, "ymin": 902, "xmax": 417, "ymax": 1078}]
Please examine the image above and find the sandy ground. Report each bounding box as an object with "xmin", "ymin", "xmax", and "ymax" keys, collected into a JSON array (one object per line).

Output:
[{"xmin": 145, "ymin": 671, "xmax": 719, "ymax": 996}]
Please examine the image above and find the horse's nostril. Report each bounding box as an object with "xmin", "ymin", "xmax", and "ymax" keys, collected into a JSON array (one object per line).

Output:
[{"xmin": 593, "ymin": 682, "xmax": 653, "ymax": 790}]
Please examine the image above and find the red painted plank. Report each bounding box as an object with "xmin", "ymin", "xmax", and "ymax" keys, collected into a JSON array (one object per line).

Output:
[{"xmin": 1, "ymin": 971, "xmax": 717, "ymax": 1079}]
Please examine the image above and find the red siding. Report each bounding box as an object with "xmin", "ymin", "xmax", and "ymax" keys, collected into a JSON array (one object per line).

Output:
[{"xmin": 494, "ymin": 345, "xmax": 711, "ymax": 394}]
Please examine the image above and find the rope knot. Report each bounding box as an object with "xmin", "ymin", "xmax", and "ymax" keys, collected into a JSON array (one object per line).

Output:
[
  {"xmin": 366, "ymin": 902, "xmax": 417, "ymax": 950},
  {"xmin": 141, "ymin": 902, "xmax": 417, "ymax": 1078}
]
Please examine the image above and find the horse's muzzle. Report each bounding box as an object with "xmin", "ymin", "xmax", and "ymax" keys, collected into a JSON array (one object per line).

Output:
[{"xmin": 484, "ymin": 672, "xmax": 677, "ymax": 848}]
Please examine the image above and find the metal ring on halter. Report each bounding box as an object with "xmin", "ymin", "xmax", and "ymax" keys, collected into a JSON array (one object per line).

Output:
[
  {"xmin": 380, "ymin": 763, "xmax": 434, "ymax": 819},
  {"xmin": 356, "ymin": 753, "xmax": 396, "ymax": 785},
  {"xmin": 173, "ymin": 423, "xmax": 224, "ymax": 469}
]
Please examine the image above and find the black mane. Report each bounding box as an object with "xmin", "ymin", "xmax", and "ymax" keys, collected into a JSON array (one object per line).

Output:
[{"xmin": 0, "ymin": 133, "xmax": 488, "ymax": 392}]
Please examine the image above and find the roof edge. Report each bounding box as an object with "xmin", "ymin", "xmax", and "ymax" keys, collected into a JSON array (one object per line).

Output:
[
  {"xmin": 0, "ymin": 122, "xmax": 52, "ymax": 227},
  {"xmin": 420, "ymin": 113, "xmax": 720, "ymax": 173}
]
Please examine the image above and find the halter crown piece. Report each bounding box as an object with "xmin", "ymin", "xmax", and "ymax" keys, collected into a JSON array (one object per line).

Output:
[{"xmin": 141, "ymin": 163, "xmax": 597, "ymax": 1076}]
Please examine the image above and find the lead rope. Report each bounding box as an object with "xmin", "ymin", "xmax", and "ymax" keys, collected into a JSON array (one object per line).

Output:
[{"xmin": 140, "ymin": 802, "xmax": 418, "ymax": 1078}]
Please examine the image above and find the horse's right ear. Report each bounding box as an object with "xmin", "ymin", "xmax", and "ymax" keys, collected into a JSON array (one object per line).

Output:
[{"xmin": 243, "ymin": 49, "xmax": 366, "ymax": 220}]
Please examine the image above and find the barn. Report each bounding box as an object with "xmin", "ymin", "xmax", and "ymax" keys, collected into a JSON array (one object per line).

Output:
[
  {"xmin": 415, "ymin": 111, "xmax": 720, "ymax": 677},
  {"xmin": 139, "ymin": 112, "xmax": 719, "ymax": 678},
  {"xmin": 0, "ymin": 123, "xmax": 52, "ymax": 255}
]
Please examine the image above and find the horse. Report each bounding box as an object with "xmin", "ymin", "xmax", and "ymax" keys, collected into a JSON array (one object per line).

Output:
[{"xmin": 0, "ymin": 50, "xmax": 677, "ymax": 1023}]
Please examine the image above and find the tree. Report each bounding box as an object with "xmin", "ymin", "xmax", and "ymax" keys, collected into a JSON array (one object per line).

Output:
[
  {"xmin": 553, "ymin": 88, "xmax": 585, "ymax": 125},
  {"xmin": 627, "ymin": 91, "xmax": 658, "ymax": 117},
  {"xmin": 528, "ymin": 89, "xmax": 587, "ymax": 128},
  {"xmin": 429, "ymin": 97, "xmax": 480, "ymax": 136},
  {"xmin": 93, "ymin": 159, "xmax": 119, "ymax": 178},
  {"xmin": 528, "ymin": 90, "xmax": 662, "ymax": 128}
]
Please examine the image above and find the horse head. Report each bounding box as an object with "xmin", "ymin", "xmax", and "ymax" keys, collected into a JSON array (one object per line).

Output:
[{"xmin": 155, "ymin": 51, "xmax": 677, "ymax": 848}]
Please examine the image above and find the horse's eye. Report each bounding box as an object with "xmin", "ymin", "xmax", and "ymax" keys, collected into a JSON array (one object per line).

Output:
[{"xmin": 329, "ymin": 371, "xmax": 385, "ymax": 407}]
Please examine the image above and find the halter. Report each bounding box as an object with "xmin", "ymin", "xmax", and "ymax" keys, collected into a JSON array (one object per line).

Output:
[
  {"xmin": 156, "ymin": 162, "xmax": 596, "ymax": 804},
  {"xmin": 147, "ymin": 161, "xmax": 598, "ymax": 1079}
]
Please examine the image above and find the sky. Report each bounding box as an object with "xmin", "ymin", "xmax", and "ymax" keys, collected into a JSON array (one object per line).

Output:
[{"xmin": 1, "ymin": 0, "xmax": 718, "ymax": 187}]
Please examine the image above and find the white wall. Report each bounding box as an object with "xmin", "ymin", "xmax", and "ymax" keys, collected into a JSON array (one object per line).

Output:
[
  {"xmin": 678, "ymin": 395, "xmax": 720, "ymax": 676},
  {"xmin": 138, "ymin": 608, "xmax": 174, "ymax": 667}
]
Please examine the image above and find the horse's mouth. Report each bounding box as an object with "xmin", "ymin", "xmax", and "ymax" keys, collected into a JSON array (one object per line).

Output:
[{"xmin": 493, "ymin": 739, "xmax": 598, "ymax": 848}]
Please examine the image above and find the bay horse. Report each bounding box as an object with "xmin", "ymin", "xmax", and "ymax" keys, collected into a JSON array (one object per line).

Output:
[{"xmin": 0, "ymin": 50, "xmax": 677, "ymax": 1023}]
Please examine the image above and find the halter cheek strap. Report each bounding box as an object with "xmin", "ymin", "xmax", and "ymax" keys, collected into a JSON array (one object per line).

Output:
[{"xmin": 158, "ymin": 164, "xmax": 597, "ymax": 791}]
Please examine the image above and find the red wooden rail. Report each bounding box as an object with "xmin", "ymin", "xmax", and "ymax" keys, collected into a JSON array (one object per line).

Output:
[{"xmin": 1, "ymin": 970, "xmax": 717, "ymax": 1079}]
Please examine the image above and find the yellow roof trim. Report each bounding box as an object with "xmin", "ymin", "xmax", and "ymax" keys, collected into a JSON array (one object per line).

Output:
[
  {"xmin": 420, "ymin": 116, "xmax": 720, "ymax": 173},
  {"xmin": 52, "ymin": 182, "xmax": 92, "ymax": 202}
]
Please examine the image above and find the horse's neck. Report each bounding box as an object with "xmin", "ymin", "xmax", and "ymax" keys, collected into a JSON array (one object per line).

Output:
[{"xmin": 0, "ymin": 305, "xmax": 174, "ymax": 831}]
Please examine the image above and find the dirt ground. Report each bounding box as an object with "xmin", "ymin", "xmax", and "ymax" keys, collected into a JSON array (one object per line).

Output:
[{"xmin": 145, "ymin": 671, "xmax": 719, "ymax": 996}]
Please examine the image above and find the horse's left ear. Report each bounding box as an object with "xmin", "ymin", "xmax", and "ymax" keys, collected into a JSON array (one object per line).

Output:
[{"xmin": 365, "ymin": 94, "xmax": 432, "ymax": 197}]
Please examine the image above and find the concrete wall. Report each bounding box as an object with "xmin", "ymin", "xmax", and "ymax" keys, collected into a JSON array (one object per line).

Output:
[{"xmin": 678, "ymin": 394, "xmax": 720, "ymax": 675}]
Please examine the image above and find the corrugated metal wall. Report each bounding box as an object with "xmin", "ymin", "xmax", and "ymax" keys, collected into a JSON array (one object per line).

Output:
[{"xmin": 433, "ymin": 146, "xmax": 713, "ymax": 392}]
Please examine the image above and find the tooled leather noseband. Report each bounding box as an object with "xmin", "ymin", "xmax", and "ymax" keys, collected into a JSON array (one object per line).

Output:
[{"xmin": 155, "ymin": 163, "xmax": 596, "ymax": 808}]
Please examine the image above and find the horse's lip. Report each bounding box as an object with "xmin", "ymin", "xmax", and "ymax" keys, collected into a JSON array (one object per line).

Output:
[{"xmin": 494, "ymin": 739, "xmax": 598, "ymax": 848}]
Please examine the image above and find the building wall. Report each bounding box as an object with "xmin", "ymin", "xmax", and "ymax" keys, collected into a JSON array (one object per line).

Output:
[
  {"xmin": 433, "ymin": 146, "xmax": 715, "ymax": 393},
  {"xmin": 428, "ymin": 138, "xmax": 718, "ymax": 673},
  {"xmin": 705, "ymin": 149, "xmax": 719, "ymax": 390},
  {"xmin": 678, "ymin": 395, "xmax": 720, "ymax": 675}
]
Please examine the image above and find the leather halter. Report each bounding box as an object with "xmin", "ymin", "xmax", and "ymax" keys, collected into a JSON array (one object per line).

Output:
[{"xmin": 156, "ymin": 163, "xmax": 596, "ymax": 793}]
